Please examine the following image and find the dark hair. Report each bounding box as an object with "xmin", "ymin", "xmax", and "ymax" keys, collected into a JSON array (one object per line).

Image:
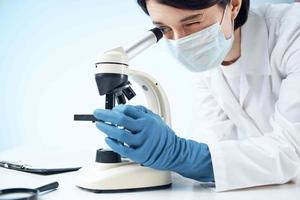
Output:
[{"xmin": 137, "ymin": 0, "xmax": 250, "ymax": 30}]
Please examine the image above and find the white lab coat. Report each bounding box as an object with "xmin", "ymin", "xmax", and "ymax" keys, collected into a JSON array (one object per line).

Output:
[{"xmin": 190, "ymin": 3, "xmax": 300, "ymax": 191}]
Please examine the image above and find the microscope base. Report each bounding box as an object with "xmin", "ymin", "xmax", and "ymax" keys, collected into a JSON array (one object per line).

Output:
[{"xmin": 75, "ymin": 161, "xmax": 172, "ymax": 193}]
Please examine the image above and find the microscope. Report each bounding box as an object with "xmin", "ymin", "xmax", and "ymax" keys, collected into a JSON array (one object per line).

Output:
[{"xmin": 74, "ymin": 28, "xmax": 172, "ymax": 192}]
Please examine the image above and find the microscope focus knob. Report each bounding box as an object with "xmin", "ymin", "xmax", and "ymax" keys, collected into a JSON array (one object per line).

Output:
[{"xmin": 95, "ymin": 149, "xmax": 122, "ymax": 163}]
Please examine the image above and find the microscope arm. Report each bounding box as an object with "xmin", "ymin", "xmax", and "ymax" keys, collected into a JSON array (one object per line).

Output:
[{"xmin": 126, "ymin": 68, "xmax": 172, "ymax": 127}]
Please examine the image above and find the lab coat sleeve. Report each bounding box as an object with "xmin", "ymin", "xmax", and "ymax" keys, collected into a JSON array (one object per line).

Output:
[
  {"xmin": 192, "ymin": 74, "xmax": 300, "ymax": 192},
  {"xmin": 189, "ymin": 74, "xmax": 237, "ymax": 144},
  {"xmin": 208, "ymin": 6, "xmax": 300, "ymax": 191}
]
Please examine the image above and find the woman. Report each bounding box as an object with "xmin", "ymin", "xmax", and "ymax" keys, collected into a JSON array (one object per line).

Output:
[{"xmin": 93, "ymin": 0, "xmax": 300, "ymax": 191}]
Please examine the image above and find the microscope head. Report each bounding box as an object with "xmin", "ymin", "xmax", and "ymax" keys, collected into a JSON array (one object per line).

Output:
[{"xmin": 94, "ymin": 47, "xmax": 136, "ymax": 109}]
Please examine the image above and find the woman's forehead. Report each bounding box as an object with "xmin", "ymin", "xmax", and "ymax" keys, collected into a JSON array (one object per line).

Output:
[
  {"xmin": 147, "ymin": 1, "xmax": 220, "ymax": 25},
  {"xmin": 147, "ymin": 1, "xmax": 205, "ymax": 24}
]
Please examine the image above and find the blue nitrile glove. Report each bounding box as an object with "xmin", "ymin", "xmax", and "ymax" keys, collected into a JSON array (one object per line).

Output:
[{"xmin": 94, "ymin": 105, "xmax": 214, "ymax": 182}]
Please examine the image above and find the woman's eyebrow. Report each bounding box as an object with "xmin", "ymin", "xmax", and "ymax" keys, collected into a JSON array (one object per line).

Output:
[
  {"xmin": 152, "ymin": 13, "xmax": 204, "ymax": 25},
  {"xmin": 152, "ymin": 21, "xmax": 164, "ymax": 26}
]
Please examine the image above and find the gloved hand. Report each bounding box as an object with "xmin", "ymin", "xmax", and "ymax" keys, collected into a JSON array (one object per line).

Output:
[{"xmin": 94, "ymin": 104, "xmax": 214, "ymax": 182}]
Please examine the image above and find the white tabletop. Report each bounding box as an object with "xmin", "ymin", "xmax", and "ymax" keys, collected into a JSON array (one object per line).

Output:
[{"xmin": 1, "ymin": 147, "xmax": 300, "ymax": 200}]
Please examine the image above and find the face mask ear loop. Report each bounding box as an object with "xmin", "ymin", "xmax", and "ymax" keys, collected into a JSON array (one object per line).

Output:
[
  {"xmin": 220, "ymin": 3, "xmax": 228, "ymax": 26},
  {"xmin": 220, "ymin": 2, "xmax": 235, "ymax": 40},
  {"xmin": 229, "ymin": 0, "xmax": 235, "ymax": 35}
]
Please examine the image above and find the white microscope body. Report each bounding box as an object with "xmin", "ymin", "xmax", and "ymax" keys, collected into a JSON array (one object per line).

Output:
[{"xmin": 75, "ymin": 28, "xmax": 173, "ymax": 192}]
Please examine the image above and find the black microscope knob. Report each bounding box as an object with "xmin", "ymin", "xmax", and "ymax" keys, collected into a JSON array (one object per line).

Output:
[{"xmin": 95, "ymin": 149, "xmax": 122, "ymax": 163}]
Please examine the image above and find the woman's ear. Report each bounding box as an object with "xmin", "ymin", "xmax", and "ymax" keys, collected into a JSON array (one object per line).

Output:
[{"xmin": 230, "ymin": 0, "xmax": 242, "ymax": 20}]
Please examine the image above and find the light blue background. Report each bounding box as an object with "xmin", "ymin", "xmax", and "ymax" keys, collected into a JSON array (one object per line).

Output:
[
  {"xmin": 0, "ymin": 0, "xmax": 295, "ymax": 151},
  {"xmin": 252, "ymin": 0, "xmax": 294, "ymax": 4}
]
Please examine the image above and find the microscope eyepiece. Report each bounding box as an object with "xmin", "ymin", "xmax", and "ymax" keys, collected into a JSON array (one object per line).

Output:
[
  {"xmin": 149, "ymin": 28, "xmax": 163, "ymax": 43},
  {"xmin": 125, "ymin": 27, "xmax": 163, "ymax": 60}
]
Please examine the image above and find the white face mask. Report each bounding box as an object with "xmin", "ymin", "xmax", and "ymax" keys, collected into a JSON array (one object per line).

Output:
[{"xmin": 165, "ymin": 5, "xmax": 234, "ymax": 72}]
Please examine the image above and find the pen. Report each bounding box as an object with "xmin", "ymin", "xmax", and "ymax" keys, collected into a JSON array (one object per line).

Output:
[
  {"xmin": 0, "ymin": 161, "xmax": 81, "ymax": 175},
  {"xmin": 0, "ymin": 161, "xmax": 29, "ymax": 170}
]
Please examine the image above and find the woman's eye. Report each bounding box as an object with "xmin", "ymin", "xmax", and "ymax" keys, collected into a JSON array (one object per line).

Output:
[
  {"xmin": 158, "ymin": 26, "xmax": 172, "ymax": 34},
  {"xmin": 185, "ymin": 22, "xmax": 201, "ymax": 27}
]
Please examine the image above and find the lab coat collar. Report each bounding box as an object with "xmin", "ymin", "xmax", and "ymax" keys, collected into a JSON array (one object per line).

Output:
[
  {"xmin": 209, "ymin": 11, "xmax": 271, "ymax": 137},
  {"xmin": 240, "ymin": 10, "xmax": 271, "ymax": 76},
  {"xmin": 239, "ymin": 11, "xmax": 271, "ymax": 106}
]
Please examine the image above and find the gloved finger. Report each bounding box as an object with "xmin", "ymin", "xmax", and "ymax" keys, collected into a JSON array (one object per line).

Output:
[
  {"xmin": 105, "ymin": 137, "xmax": 133, "ymax": 158},
  {"xmin": 129, "ymin": 105, "xmax": 159, "ymax": 118},
  {"xmin": 94, "ymin": 109, "xmax": 142, "ymax": 132},
  {"xmin": 96, "ymin": 122, "xmax": 144, "ymax": 146},
  {"xmin": 113, "ymin": 105, "xmax": 147, "ymax": 119}
]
